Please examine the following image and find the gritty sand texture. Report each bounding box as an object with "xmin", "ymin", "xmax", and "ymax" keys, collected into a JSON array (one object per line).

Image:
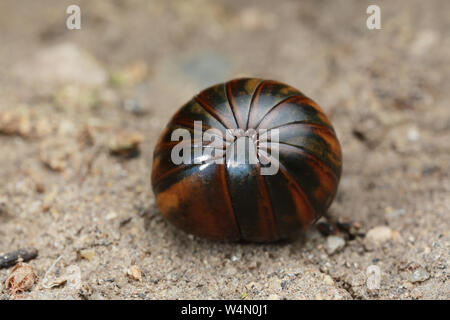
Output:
[{"xmin": 0, "ymin": 0, "xmax": 449, "ymax": 300}]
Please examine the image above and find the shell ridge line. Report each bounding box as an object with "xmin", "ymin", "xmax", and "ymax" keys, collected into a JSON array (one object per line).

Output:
[
  {"xmin": 172, "ymin": 119, "xmax": 229, "ymax": 143},
  {"xmin": 245, "ymin": 80, "xmax": 266, "ymax": 130},
  {"xmin": 278, "ymin": 163, "xmax": 316, "ymax": 225},
  {"xmin": 242, "ymin": 78, "xmax": 264, "ymax": 130},
  {"xmin": 220, "ymin": 164, "xmax": 243, "ymax": 240},
  {"xmin": 256, "ymin": 164, "xmax": 280, "ymax": 241},
  {"xmin": 274, "ymin": 142, "xmax": 339, "ymax": 181},
  {"xmin": 254, "ymin": 94, "xmax": 305, "ymax": 130},
  {"xmin": 265, "ymin": 121, "xmax": 337, "ymax": 139},
  {"xmin": 160, "ymin": 120, "xmax": 226, "ymax": 144},
  {"xmin": 227, "ymin": 78, "xmax": 264, "ymax": 130},
  {"xmin": 259, "ymin": 150, "xmax": 316, "ymax": 225},
  {"xmin": 194, "ymin": 95, "xmax": 234, "ymax": 130},
  {"xmin": 261, "ymin": 174, "xmax": 284, "ymax": 239},
  {"xmin": 224, "ymin": 81, "xmax": 240, "ymax": 129},
  {"xmin": 152, "ymin": 163, "xmax": 200, "ymax": 190},
  {"xmin": 172, "ymin": 117, "xmax": 228, "ymax": 139},
  {"xmin": 266, "ymin": 120, "xmax": 337, "ymax": 140}
]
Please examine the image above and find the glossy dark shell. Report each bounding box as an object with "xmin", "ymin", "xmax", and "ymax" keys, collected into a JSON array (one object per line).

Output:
[{"xmin": 152, "ymin": 78, "xmax": 342, "ymax": 242}]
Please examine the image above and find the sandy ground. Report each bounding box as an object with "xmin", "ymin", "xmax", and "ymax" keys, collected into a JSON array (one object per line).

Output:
[{"xmin": 0, "ymin": 0, "xmax": 449, "ymax": 300}]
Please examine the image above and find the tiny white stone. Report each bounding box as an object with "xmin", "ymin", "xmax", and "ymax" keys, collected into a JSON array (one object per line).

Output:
[
  {"xmin": 364, "ymin": 226, "xmax": 392, "ymax": 250},
  {"xmin": 325, "ymin": 236, "xmax": 346, "ymax": 255},
  {"xmin": 407, "ymin": 127, "xmax": 420, "ymax": 142},
  {"xmin": 106, "ymin": 212, "xmax": 118, "ymax": 220},
  {"xmin": 323, "ymin": 275, "xmax": 334, "ymax": 286}
]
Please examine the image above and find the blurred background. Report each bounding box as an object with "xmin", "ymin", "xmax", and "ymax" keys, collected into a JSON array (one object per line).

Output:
[{"xmin": 0, "ymin": 0, "xmax": 448, "ymax": 300}]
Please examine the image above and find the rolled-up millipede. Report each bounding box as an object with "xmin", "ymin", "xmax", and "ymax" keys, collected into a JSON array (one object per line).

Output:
[{"xmin": 152, "ymin": 78, "xmax": 342, "ymax": 242}]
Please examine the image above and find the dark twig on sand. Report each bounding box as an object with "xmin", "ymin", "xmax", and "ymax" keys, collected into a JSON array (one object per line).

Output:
[{"xmin": 0, "ymin": 248, "xmax": 38, "ymax": 269}]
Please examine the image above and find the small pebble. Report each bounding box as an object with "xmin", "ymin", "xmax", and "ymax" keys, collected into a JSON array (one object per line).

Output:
[
  {"xmin": 325, "ymin": 235, "xmax": 346, "ymax": 255},
  {"xmin": 78, "ymin": 249, "xmax": 95, "ymax": 261},
  {"xmin": 323, "ymin": 275, "xmax": 334, "ymax": 286},
  {"xmin": 105, "ymin": 212, "xmax": 118, "ymax": 220},
  {"xmin": 411, "ymin": 289, "xmax": 423, "ymax": 299},
  {"xmin": 407, "ymin": 127, "xmax": 420, "ymax": 142},
  {"xmin": 364, "ymin": 226, "xmax": 392, "ymax": 250},
  {"xmin": 127, "ymin": 265, "xmax": 142, "ymax": 281},
  {"xmin": 90, "ymin": 293, "xmax": 106, "ymax": 300},
  {"xmin": 123, "ymin": 99, "xmax": 146, "ymax": 115},
  {"xmin": 409, "ymin": 266, "xmax": 430, "ymax": 283},
  {"xmin": 108, "ymin": 130, "xmax": 143, "ymax": 158},
  {"xmin": 138, "ymin": 293, "xmax": 147, "ymax": 299},
  {"xmin": 79, "ymin": 283, "xmax": 94, "ymax": 299},
  {"xmin": 39, "ymin": 137, "xmax": 77, "ymax": 172}
]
